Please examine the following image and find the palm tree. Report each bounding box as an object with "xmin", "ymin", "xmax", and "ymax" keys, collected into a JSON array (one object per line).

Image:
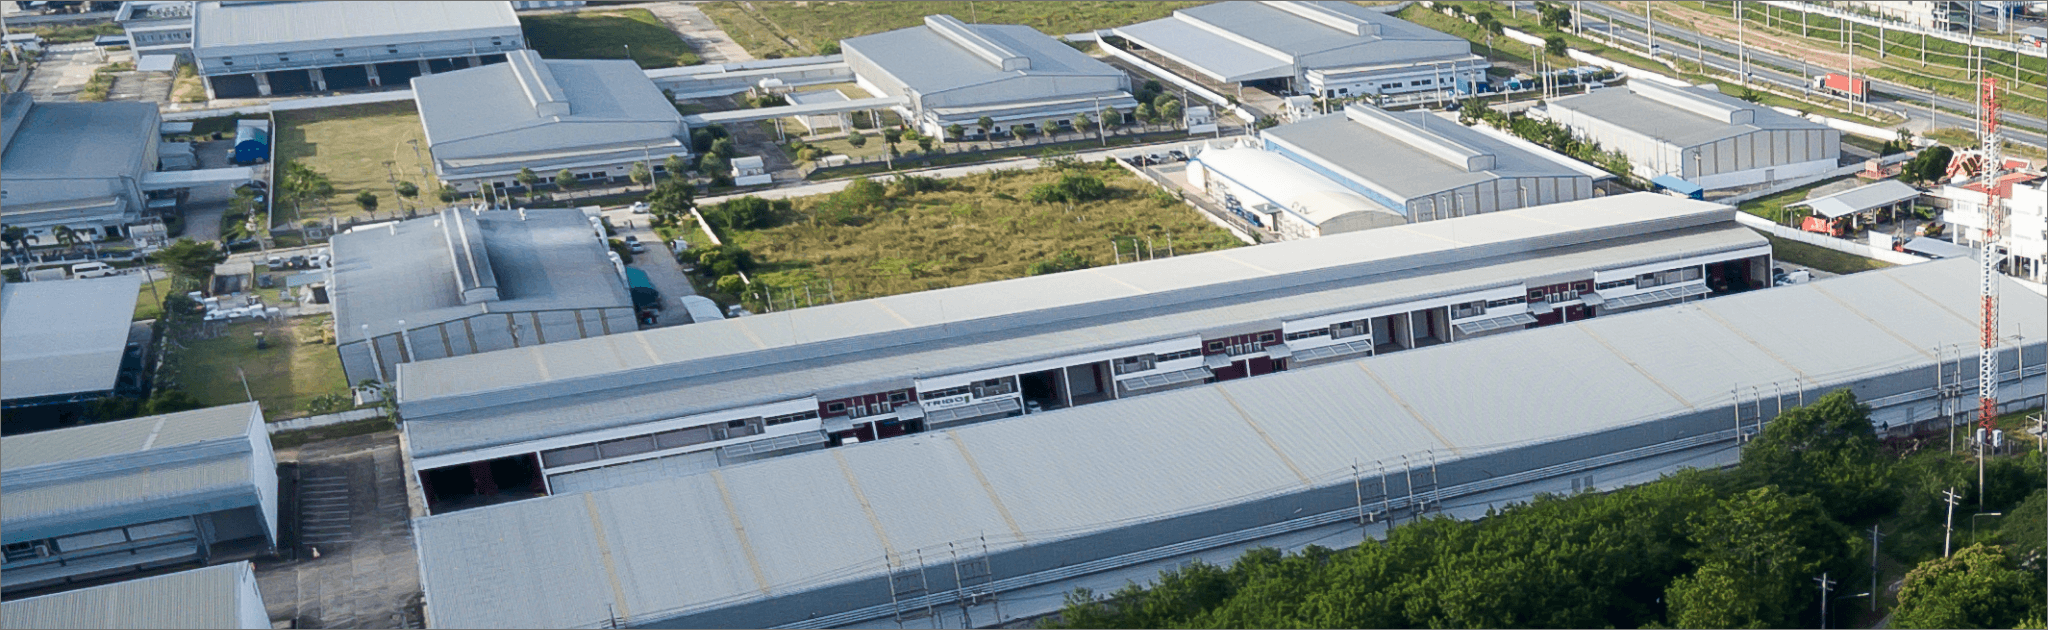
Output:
[
  {"xmin": 2, "ymin": 225, "xmax": 31, "ymax": 261},
  {"xmin": 52, "ymin": 226, "xmax": 79, "ymax": 255}
]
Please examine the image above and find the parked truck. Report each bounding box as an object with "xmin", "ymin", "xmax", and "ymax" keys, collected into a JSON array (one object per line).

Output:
[{"xmin": 1812, "ymin": 73, "xmax": 1868, "ymax": 101}]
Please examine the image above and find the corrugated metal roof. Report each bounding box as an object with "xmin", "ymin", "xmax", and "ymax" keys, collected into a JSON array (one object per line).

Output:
[
  {"xmin": 1111, "ymin": 1, "xmax": 1469, "ymax": 82},
  {"xmin": 1794, "ymin": 180, "xmax": 1921, "ymax": 219},
  {"xmin": 402, "ymin": 217, "xmax": 1765, "ymax": 461},
  {"xmin": 2, "ymin": 403, "xmax": 263, "ymax": 542},
  {"xmin": 844, "ymin": 20, "xmax": 1125, "ymax": 98},
  {"xmin": 413, "ymin": 50, "xmax": 685, "ymax": 164},
  {"xmin": 0, "ymin": 275, "xmax": 146, "ymax": 401},
  {"xmin": 399, "ymin": 194, "xmax": 1735, "ymax": 406},
  {"xmin": 193, "ymin": 1, "xmax": 518, "ymax": 52},
  {"xmin": 0, "ymin": 562, "xmax": 261, "ymax": 629},
  {"xmin": 1546, "ymin": 83, "xmax": 1831, "ymax": 148},
  {"xmin": 1261, "ymin": 105, "xmax": 1594, "ymax": 202},
  {"xmin": 415, "ymin": 258, "xmax": 2046, "ymax": 629},
  {"xmin": 0, "ymin": 97, "xmax": 157, "ymax": 207},
  {"xmin": 1194, "ymin": 145, "xmax": 1405, "ymax": 226}
]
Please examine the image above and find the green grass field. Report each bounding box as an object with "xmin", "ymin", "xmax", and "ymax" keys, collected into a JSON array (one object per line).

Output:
[
  {"xmin": 1760, "ymin": 234, "xmax": 1895, "ymax": 275},
  {"xmin": 521, "ymin": 9, "xmax": 701, "ymax": 69},
  {"xmin": 272, "ymin": 101, "xmax": 434, "ymax": 226},
  {"xmin": 173, "ymin": 316, "xmax": 349, "ymax": 420},
  {"xmin": 700, "ymin": 1, "xmax": 1207, "ymax": 58},
  {"xmin": 719, "ymin": 163, "xmax": 1241, "ymax": 305}
]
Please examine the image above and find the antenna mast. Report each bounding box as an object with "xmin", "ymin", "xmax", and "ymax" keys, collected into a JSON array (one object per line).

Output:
[{"xmin": 1976, "ymin": 76, "xmax": 2004, "ymax": 452}]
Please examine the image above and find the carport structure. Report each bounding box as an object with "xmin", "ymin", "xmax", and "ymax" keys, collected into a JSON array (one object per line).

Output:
[{"xmin": 1791, "ymin": 180, "xmax": 1922, "ymax": 228}]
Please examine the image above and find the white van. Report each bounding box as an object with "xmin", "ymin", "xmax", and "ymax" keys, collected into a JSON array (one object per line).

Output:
[{"xmin": 70, "ymin": 262, "xmax": 117, "ymax": 279}]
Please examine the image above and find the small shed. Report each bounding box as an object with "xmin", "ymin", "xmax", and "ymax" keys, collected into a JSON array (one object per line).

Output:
[
  {"xmin": 1903, "ymin": 236, "xmax": 1975, "ymax": 260},
  {"xmin": 731, "ymin": 156, "xmax": 771, "ymax": 186},
  {"xmin": 1651, "ymin": 175, "xmax": 1704, "ymax": 200},
  {"xmin": 231, "ymin": 120, "xmax": 269, "ymax": 165}
]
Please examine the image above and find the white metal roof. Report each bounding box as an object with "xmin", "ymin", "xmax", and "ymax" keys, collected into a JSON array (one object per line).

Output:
[
  {"xmin": 1, "ymin": 403, "xmax": 266, "ymax": 543},
  {"xmin": 1110, "ymin": 1, "xmax": 1470, "ymax": 83},
  {"xmin": 1193, "ymin": 145, "xmax": 1404, "ymax": 226},
  {"xmin": 192, "ymin": 1, "xmax": 518, "ymax": 53},
  {"xmin": 412, "ymin": 50, "xmax": 685, "ymax": 172},
  {"xmin": 412, "ymin": 258, "xmax": 2045, "ymax": 629},
  {"xmin": 0, "ymin": 562, "xmax": 266, "ymax": 629},
  {"xmin": 1793, "ymin": 180, "xmax": 1922, "ymax": 219},
  {"xmin": 0, "ymin": 275, "xmax": 145, "ymax": 401}
]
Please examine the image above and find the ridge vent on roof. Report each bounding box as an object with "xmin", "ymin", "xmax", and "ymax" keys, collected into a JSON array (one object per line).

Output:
[
  {"xmin": 507, "ymin": 50, "xmax": 571, "ymax": 118},
  {"xmin": 440, "ymin": 207, "xmax": 501, "ymax": 304},
  {"xmin": 1259, "ymin": 1, "xmax": 1380, "ymax": 37},
  {"xmin": 1630, "ymin": 81, "xmax": 1754, "ymax": 125},
  {"xmin": 1344, "ymin": 103, "xmax": 1495, "ymax": 172},
  {"xmin": 923, "ymin": 15, "xmax": 1030, "ymax": 71}
]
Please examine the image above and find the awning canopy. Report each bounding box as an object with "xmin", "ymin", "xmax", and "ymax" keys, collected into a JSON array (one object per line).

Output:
[
  {"xmin": 1597, "ymin": 283, "xmax": 1712, "ymax": 310},
  {"xmin": 1203, "ymin": 353, "xmax": 1234, "ymax": 370},
  {"xmin": 1116, "ymin": 366, "xmax": 1214, "ymax": 396},
  {"xmin": 1290, "ymin": 338, "xmax": 1376, "ymax": 364},
  {"xmin": 1263, "ymin": 343, "xmax": 1293, "ymax": 360},
  {"xmin": 1903, "ymin": 237, "xmax": 1975, "ymax": 259},
  {"xmin": 1453, "ymin": 312, "xmax": 1540, "ymax": 335},
  {"xmin": 925, "ymin": 397, "xmax": 1023, "ymax": 428},
  {"xmin": 1795, "ymin": 180, "xmax": 1920, "ymax": 219}
]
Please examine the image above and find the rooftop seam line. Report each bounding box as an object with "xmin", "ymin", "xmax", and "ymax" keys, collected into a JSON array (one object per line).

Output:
[
  {"xmin": 1399, "ymin": 225, "xmax": 1468, "ymax": 247},
  {"xmin": 635, "ymin": 333, "xmax": 662, "ymax": 364},
  {"xmin": 731, "ymin": 317, "xmax": 770, "ymax": 350},
  {"xmin": 1085, "ymin": 267, "xmax": 1149, "ymax": 294},
  {"xmin": 530, "ymin": 347, "xmax": 552, "ymax": 381},
  {"xmin": 1692, "ymin": 303, "xmax": 1813, "ymax": 384},
  {"xmin": 581, "ymin": 493, "xmax": 633, "ymax": 621},
  {"xmin": 1576, "ymin": 326, "xmax": 1695, "ymax": 409},
  {"xmin": 711, "ymin": 470, "xmax": 773, "ymax": 594},
  {"xmin": 832, "ymin": 450, "xmax": 898, "ymax": 564},
  {"xmin": 1211, "ymin": 251, "xmax": 1277, "ymax": 275},
  {"xmin": 1878, "ymin": 272, "xmax": 1977, "ymax": 329},
  {"xmin": 1354, "ymin": 362, "xmax": 1464, "ymax": 456},
  {"xmin": 1807, "ymin": 284, "xmax": 1938, "ymax": 361},
  {"xmin": 871, "ymin": 302, "xmax": 916, "ymax": 328},
  {"xmin": 139, "ymin": 414, "xmax": 170, "ymax": 451},
  {"xmin": 1210, "ymin": 385, "xmax": 1312, "ymax": 485},
  {"xmin": 945, "ymin": 431, "xmax": 1028, "ymax": 542}
]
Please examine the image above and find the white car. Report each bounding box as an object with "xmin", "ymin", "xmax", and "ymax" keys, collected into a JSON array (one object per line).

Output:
[
  {"xmin": 629, "ymin": 201, "xmax": 651, "ymax": 214},
  {"xmin": 70, "ymin": 262, "xmax": 116, "ymax": 278}
]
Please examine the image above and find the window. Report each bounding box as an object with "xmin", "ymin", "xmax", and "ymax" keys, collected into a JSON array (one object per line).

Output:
[
  {"xmin": 1258, "ymin": 332, "xmax": 1276, "ymax": 343},
  {"xmin": 3, "ymin": 542, "xmax": 45, "ymax": 562},
  {"xmin": 1113, "ymin": 353, "xmax": 1157, "ymax": 375},
  {"xmin": 1596, "ymin": 279, "xmax": 1634, "ymax": 291},
  {"xmin": 598, "ymin": 435, "xmax": 657, "ymax": 458},
  {"xmin": 1636, "ymin": 272, "xmax": 1661, "ymax": 289},
  {"xmin": 727, "ymin": 419, "xmax": 748, "ymax": 429},
  {"xmin": 1450, "ymin": 300, "xmax": 1487, "ymax": 319},
  {"xmin": 1207, "ymin": 341, "xmax": 1224, "ymax": 352},
  {"xmin": 1339, "ymin": 88, "xmax": 1350, "ymax": 94},
  {"xmin": 921, "ymin": 386, "xmax": 971, "ymax": 401},
  {"xmin": 277, "ymin": 54, "xmax": 290, "ymax": 62},
  {"xmin": 1486, "ymin": 296, "xmax": 1526, "ymax": 308},
  {"xmin": 1285, "ymin": 329, "xmax": 1328, "ymax": 341},
  {"xmin": 766, "ymin": 410, "xmax": 818, "ymax": 426},
  {"xmin": 655, "ymin": 426, "xmax": 712, "ymax": 448},
  {"xmin": 1157, "ymin": 349, "xmax": 1201, "ymax": 362},
  {"xmin": 387, "ymin": 46, "xmax": 399, "ymax": 54},
  {"xmin": 334, "ymin": 51, "xmax": 345, "ymax": 58},
  {"xmin": 1331, "ymin": 319, "xmax": 1368, "ymax": 339},
  {"xmin": 888, "ymin": 392, "xmax": 909, "ymax": 404},
  {"xmin": 826, "ymin": 402, "xmax": 846, "ymax": 413},
  {"xmin": 542, "ymin": 444, "xmax": 600, "ymax": 467},
  {"xmin": 222, "ymin": 59, "xmax": 233, "ymax": 66},
  {"xmin": 972, "ymin": 378, "xmax": 1015, "ymax": 397}
]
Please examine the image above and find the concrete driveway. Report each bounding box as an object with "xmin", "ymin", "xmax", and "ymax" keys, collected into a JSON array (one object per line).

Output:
[
  {"xmin": 20, "ymin": 43, "xmax": 101, "ymax": 101},
  {"xmin": 648, "ymin": 3, "xmax": 754, "ymax": 65},
  {"xmin": 606, "ymin": 212, "xmax": 701, "ymax": 327}
]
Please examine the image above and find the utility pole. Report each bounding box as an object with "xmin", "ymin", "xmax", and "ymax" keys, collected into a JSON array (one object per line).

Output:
[
  {"xmin": 1816, "ymin": 572, "xmax": 1836, "ymax": 630},
  {"xmin": 1943, "ymin": 487, "xmax": 1963, "ymax": 557},
  {"xmin": 1868, "ymin": 525, "xmax": 1884, "ymax": 613}
]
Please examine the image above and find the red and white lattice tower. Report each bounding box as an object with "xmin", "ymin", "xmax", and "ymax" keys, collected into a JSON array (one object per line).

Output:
[{"xmin": 1977, "ymin": 76, "xmax": 2004, "ymax": 436}]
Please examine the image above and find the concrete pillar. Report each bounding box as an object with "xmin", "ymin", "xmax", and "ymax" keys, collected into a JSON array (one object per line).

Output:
[
  {"xmin": 309, "ymin": 67, "xmax": 327, "ymax": 91},
  {"xmin": 418, "ymin": 59, "xmax": 432, "ymax": 75},
  {"xmin": 365, "ymin": 63, "xmax": 381, "ymax": 87},
  {"xmin": 203, "ymin": 74, "xmax": 218, "ymax": 100},
  {"xmin": 467, "ymin": 55, "xmax": 482, "ymax": 67},
  {"xmin": 254, "ymin": 72, "xmax": 273, "ymax": 96}
]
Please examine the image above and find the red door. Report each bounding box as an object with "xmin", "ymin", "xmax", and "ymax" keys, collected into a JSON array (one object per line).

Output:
[
  {"xmin": 1247, "ymin": 356, "xmax": 1274, "ymax": 376},
  {"xmin": 1212, "ymin": 360, "xmax": 1247, "ymax": 381}
]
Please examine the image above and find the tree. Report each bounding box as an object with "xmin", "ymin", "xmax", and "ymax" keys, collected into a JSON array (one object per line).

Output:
[
  {"xmin": 1668, "ymin": 486, "xmax": 1854, "ymax": 628},
  {"xmin": 1541, "ymin": 4, "xmax": 1573, "ymax": 30},
  {"xmin": 663, "ymin": 154, "xmax": 687, "ymax": 181},
  {"xmin": 648, "ymin": 178, "xmax": 695, "ymax": 220},
  {"xmin": 1892, "ymin": 545, "xmax": 2039, "ymax": 629},
  {"xmin": 1, "ymin": 225, "xmax": 31, "ymax": 259},
  {"xmin": 395, "ymin": 181, "xmax": 419, "ymax": 200},
  {"xmin": 1907, "ymin": 145, "xmax": 1955, "ymax": 184},
  {"xmin": 835, "ymin": 177, "xmax": 887, "ymax": 210},
  {"xmin": 706, "ymin": 195, "xmax": 771, "ymax": 232},
  {"xmin": 715, "ymin": 274, "xmax": 746, "ymax": 295},
  {"xmin": 1042, "ymin": 118, "xmax": 1063, "ymax": 139},
  {"xmin": 555, "ymin": 169, "xmax": 577, "ymax": 191},
  {"xmin": 1544, "ymin": 35, "xmax": 1567, "ymax": 57},
  {"xmin": 1099, "ymin": 107, "xmax": 1122, "ymax": 131},
  {"xmin": 354, "ymin": 190, "xmax": 379, "ymax": 212},
  {"xmin": 916, "ymin": 136, "xmax": 933, "ymax": 152},
  {"xmin": 278, "ymin": 160, "xmax": 335, "ymax": 224},
  {"xmin": 696, "ymin": 245, "xmax": 754, "ymax": 277},
  {"xmin": 51, "ymin": 225, "xmax": 79, "ymax": 254},
  {"xmin": 150, "ymin": 238, "xmax": 226, "ymax": 281},
  {"xmin": 847, "ymin": 129, "xmax": 868, "ymax": 148},
  {"xmin": 816, "ymin": 41, "xmax": 840, "ymax": 55},
  {"xmin": 709, "ymin": 137, "xmax": 737, "ymax": 160},
  {"xmin": 436, "ymin": 185, "xmax": 459, "ymax": 204},
  {"xmin": 945, "ymin": 123, "xmax": 965, "ymax": 141},
  {"xmin": 1740, "ymin": 389, "xmax": 1896, "ymax": 522},
  {"xmin": 629, "ymin": 162, "xmax": 652, "ymax": 187},
  {"xmin": 882, "ymin": 127, "xmax": 903, "ymax": 148},
  {"xmin": 698, "ymin": 154, "xmax": 728, "ymax": 181},
  {"xmin": 515, "ymin": 167, "xmax": 540, "ymax": 192},
  {"xmin": 1159, "ymin": 99, "xmax": 1185, "ymax": 127},
  {"xmin": 1072, "ymin": 113, "xmax": 1092, "ymax": 138},
  {"xmin": 1135, "ymin": 102, "xmax": 1158, "ymax": 128},
  {"xmin": 143, "ymin": 388, "xmax": 204, "ymax": 415}
]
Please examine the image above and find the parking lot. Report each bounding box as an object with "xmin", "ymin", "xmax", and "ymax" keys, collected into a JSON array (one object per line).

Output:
[{"xmin": 255, "ymin": 432, "xmax": 423, "ymax": 629}]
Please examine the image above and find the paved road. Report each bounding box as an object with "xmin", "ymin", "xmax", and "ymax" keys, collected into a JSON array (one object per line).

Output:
[
  {"xmin": 19, "ymin": 42, "xmax": 100, "ymax": 101},
  {"xmin": 255, "ymin": 433, "xmax": 423, "ymax": 629},
  {"xmin": 1565, "ymin": 1, "xmax": 2046, "ymax": 149},
  {"xmin": 648, "ymin": 3, "xmax": 754, "ymax": 65},
  {"xmin": 605, "ymin": 213, "xmax": 702, "ymax": 326}
]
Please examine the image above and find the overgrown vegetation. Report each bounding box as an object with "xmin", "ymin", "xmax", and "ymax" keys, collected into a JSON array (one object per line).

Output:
[
  {"xmin": 1760, "ymin": 234, "xmax": 1896, "ymax": 275},
  {"xmin": 28, "ymin": 21, "xmax": 121, "ymax": 44},
  {"xmin": 699, "ymin": 1, "xmax": 1206, "ymax": 58},
  {"xmin": 1460, "ymin": 99, "xmax": 1635, "ymax": 186},
  {"xmin": 698, "ymin": 159, "xmax": 1238, "ymax": 312},
  {"xmin": 272, "ymin": 101, "xmax": 433, "ymax": 225},
  {"xmin": 1043, "ymin": 392, "xmax": 2046, "ymax": 629},
  {"xmin": 521, "ymin": 9, "xmax": 701, "ymax": 68}
]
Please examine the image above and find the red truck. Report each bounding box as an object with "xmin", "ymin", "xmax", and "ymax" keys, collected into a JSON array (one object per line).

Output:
[{"xmin": 1812, "ymin": 73, "xmax": 1868, "ymax": 100}]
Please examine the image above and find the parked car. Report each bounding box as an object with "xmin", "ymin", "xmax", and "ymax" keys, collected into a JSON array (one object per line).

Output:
[
  {"xmin": 1167, "ymin": 150, "xmax": 1188, "ymax": 162},
  {"xmin": 625, "ymin": 235, "xmax": 645, "ymax": 253},
  {"xmin": 70, "ymin": 261, "xmax": 116, "ymax": 278},
  {"xmin": 225, "ymin": 238, "xmax": 259, "ymax": 252},
  {"xmin": 266, "ymin": 255, "xmax": 284, "ymax": 268},
  {"xmin": 309, "ymin": 250, "xmax": 330, "ymax": 268},
  {"xmin": 288, "ymin": 255, "xmax": 308, "ymax": 268},
  {"xmin": 628, "ymin": 201, "xmax": 650, "ymax": 214}
]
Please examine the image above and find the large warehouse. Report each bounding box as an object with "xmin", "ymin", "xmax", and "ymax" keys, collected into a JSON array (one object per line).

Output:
[
  {"xmin": 410, "ymin": 259, "xmax": 2046, "ymax": 629},
  {"xmin": 190, "ymin": 1, "xmax": 523, "ymax": 99},
  {"xmin": 0, "ymin": 93, "xmax": 162, "ymax": 240},
  {"xmin": 1, "ymin": 403, "xmax": 277, "ymax": 596},
  {"xmin": 0, "ymin": 274, "xmax": 146, "ymax": 427},
  {"xmin": 395, "ymin": 195, "xmax": 1771, "ymax": 514},
  {"xmin": 413, "ymin": 50, "xmax": 691, "ymax": 192},
  {"xmin": 1185, "ymin": 144, "xmax": 1408, "ymax": 239},
  {"xmin": 1110, "ymin": 1, "xmax": 1487, "ymax": 99},
  {"xmin": 1203, "ymin": 103, "xmax": 1604, "ymax": 226},
  {"xmin": 1, "ymin": 562, "xmax": 268, "ymax": 629},
  {"xmin": 1542, "ymin": 81, "xmax": 1842, "ymax": 189},
  {"xmin": 843, "ymin": 15, "xmax": 1139, "ymax": 139},
  {"xmin": 329, "ymin": 207, "xmax": 637, "ymax": 385}
]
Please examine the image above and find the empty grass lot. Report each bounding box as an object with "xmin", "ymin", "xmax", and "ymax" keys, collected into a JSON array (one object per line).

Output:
[
  {"xmin": 715, "ymin": 162, "xmax": 1241, "ymax": 304},
  {"xmin": 272, "ymin": 101, "xmax": 433, "ymax": 226},
  {"xmin": 700, "ymin": 1, "xmax": 1208, "ymax": 58},
  {"xmin": 521, "ymin": 9, "xmax": 702, "ymax": 69},
  {"xmin": 174, "ymin": 316, "xmax": 349, "ymax": 420},
  {"xmin": 1759, "ymin": 234, "xmax": 1895, "ymax": 276}
]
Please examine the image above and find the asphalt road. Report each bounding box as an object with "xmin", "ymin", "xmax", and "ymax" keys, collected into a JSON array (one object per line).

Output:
[{"xmin": 1561, "ymin": 1, "xmax": 2047, "ymax": 149}]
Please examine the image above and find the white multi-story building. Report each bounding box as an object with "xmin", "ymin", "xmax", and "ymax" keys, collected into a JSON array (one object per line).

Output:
[{"xmin": 1941, "ymin": 171, "xmax": 2048, "ymax": 282}]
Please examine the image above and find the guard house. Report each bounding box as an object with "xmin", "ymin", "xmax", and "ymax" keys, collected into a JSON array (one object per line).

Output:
[{"xmin": 1, "ymin": 403, "xmax": 278, "ymax": 595}]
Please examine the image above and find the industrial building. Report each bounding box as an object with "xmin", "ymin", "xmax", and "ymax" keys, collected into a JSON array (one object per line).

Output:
[
  {"xmin": 0, "ymin": 275, "xmax": 146, "ymax": 421},
  {"xmin": 1, "ymin": 562, "xmax": 267, "ymax": 629},
  {"xmin": 412, "ymin": 50, "xmax": 691, "ymax": 192},
  {"xmin": 1199, "ymin": 103, "xmax": 1603, "ymax": 229},
  {"xmin": 1938, "ymin": 170, "xmax": 2047, "ymax": 283},
  {"xmin": 1109, "ymin": 1, "xmax": 1488, "ymax": 99},
  {"xmin": 190, "ymin": 1, "xmax": 524, "ymax": 99},
  {"xmin": 328, "ymin": 206, "xmax": 637, "ymax": 385},
  {"xmin": 410, "ymin": 258, "xmax": 2046, "ymax": 629},
  {"xmin": 1184, "ymin": 144, "xmax": 1408, "ymax": 239},
  {"xmin": 1542, "ymin": 81, "xmax": 1842, "ymax": 189},
  {"xmin": 0, "ymin": 93, "xmax": 162, "ymax": 240},
  {"xmin": 843, "ymin": 15, "xmax": 1139, "ymax": 139},
  {"xmin": 394, "ymin": 195, "xmax": 1772, "ymax": 514},
  {"xmin": 115, "ymin": 1, "xmax": 195, "ymax": 64},
  {"xmin": 1, "ymin": 403, "xmax": 278, "ymax": 596}
]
